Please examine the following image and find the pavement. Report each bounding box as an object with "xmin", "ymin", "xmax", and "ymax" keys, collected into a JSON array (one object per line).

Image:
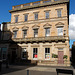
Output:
[{"xmin": 0, "ymin": 64, "xmax": 75, "ymax": 75}]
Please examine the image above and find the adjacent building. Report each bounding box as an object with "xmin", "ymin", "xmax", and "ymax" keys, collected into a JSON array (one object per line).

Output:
[{"xmin": 0, "ymin": 0, "xmax": 70, "ymax": 66}]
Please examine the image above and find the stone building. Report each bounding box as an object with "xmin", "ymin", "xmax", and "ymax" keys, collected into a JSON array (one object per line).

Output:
[{"xmin": 0, "ymin": 0, "xmax": 70, "ymax": 66}]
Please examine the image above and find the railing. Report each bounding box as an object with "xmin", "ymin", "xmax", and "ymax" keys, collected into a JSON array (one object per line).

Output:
[
  {"xmin": 12, "ymin": 36, "xmax": 66, "ymax": 42},
  {"xmin": 12, "ymin": 0, "xmax": 68, "ymax": 10}
]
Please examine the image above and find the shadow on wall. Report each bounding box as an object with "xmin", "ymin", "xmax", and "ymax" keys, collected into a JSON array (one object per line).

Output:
[{"xmin": 0, "ymin": 22, "xmax": 37, "ymax": 66}]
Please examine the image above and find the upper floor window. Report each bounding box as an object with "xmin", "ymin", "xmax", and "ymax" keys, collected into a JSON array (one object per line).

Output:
[
  {"xmin": 24, "ymin": 14, "xmax": 28, "ymax": 21},
  {"xmin": 57, "ymin": 27, "xmax": 63, "ymax": 36},
  {"xmin": 57, "ymin": 9, "xmax": 61, "ymax": 17},
  {"xmin": 45, "ymin": 11, "xmax": 49, "ymax": 19},
  {"xmin": 45, "ymin": 28, "xmax": 50, "ymax": 37},
  {"xmin": 34, "ymin": 13, "xmax": 38, "ymax": 20},
  {"xmin": 23, "ymin": 30, "xmax": 27, "ymax": 38},
  {"xmin": 15, "ymin": 16, "xmax": 18, "ymax": 23},
  {"xmin": 34, "ymin": 29, "xmax": 38, "ymax": 37},
  {"xmin": 13, "ymin": 31, "xmax": 17, "ymax": 38}
]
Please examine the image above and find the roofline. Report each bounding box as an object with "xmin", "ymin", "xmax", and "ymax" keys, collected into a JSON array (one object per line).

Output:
[{"xmin": 9, "ymin": 0, "xmax": 69, "ymax": 13}]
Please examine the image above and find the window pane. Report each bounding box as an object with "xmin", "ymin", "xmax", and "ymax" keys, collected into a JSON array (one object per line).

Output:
[
  {"xmin": 45, "ymin": 28, "xmax": 50, "ymax": 36},
  {"xmin": 45, "ymin": 48, "xmax": 50, "ymax": 59},
  {"xmin": 46, "ymin": 11, "xmax": 49, "ymax": 19},
  {"xmin": 34, "ymin": 29, "xmax": 38, "ymax": 37},
  {"xmin": 25, "ymin": 14, "xmax": 28, "ymax": 21},
  {"xmin": 57, "ymin": 10, "xmax": 61, "ymax": 17},
  {"xmin": 15, "ymin": 16, "xmax": 18, "ymax": 23},
  {"xmin": 22, "ymin": 48, "xmax": 27, "ymax": 59},
  {"xmin": 35, "ymin": 13, "xmax": 38, "ymax": 20},
  {"xmin": 57, "ymin": 27, "xmax": 63, "ymax": 36},
  {"xmin": 14, "ymin": 31, "xmax": 17, "ymax": 38},
  {"xmin": 23, "ymin": 30, "xmax": 27, "ymax": 38},
  {"xmin": 33, "ymin": 48, "xmax": 38, "ymax": 58},
  {"xmin": 2, "ymin": 48, "xmax": 7, "ymax": 60}
]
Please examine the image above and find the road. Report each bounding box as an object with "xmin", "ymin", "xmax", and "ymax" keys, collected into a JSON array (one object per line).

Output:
[{"xmin": 0, "ymin": 65, "xmax": 74, "ymax": 75}]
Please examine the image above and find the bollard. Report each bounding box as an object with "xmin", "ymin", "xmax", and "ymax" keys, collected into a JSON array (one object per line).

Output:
[{"xmin": 27, "ymin": 70, "xmax": 29, "ymax": 75}]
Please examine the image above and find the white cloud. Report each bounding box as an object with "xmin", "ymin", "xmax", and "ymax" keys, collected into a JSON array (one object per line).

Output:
[{"xmin": 69, "ymin": 14, "xmax": 75, "ymax": 39}]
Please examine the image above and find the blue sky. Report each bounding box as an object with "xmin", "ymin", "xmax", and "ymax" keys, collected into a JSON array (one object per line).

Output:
[{"xmin": 0, "ymin": 0, "xmax": 75, "ymax": 48}]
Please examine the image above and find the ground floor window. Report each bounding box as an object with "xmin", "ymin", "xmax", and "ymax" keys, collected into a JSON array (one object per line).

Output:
[
  {"xmin": 45, "ymin": 48, "xmax": 50, "ymax": 60},
  {"xmin": 33, "ymin": 48, "xmax": 38, "ymax": 59},
  {"xmin": 0, "ymin": 48, "xmax": 7, "ymax": 60},
  {"xmin": 22, "ymin": 48, "xmax": 27, "ymax": 59}
]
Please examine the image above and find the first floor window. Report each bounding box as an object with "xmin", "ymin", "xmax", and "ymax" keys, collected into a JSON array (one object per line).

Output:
[
  {"xmin": 33, "ymin": 48, "xmax": 38, "ymax": 59},
  {"xmin": 34, "ymin": 29, "xmax": 38, "ymax": 37},
  {"xmin": 57, "ymin": 27, "xmax": 63, "ymax": 36},
  {"xmin": 22, "ymin": 48, "xmax": 27, "ymax": 59},
  {"xmin": 45, "ymin": 28, "xmax": 50, "ymax": 36},
  {"xmin": 23, "ymin": 30, "xmax": 27, "ymax": 38},
  {"xmin": 13, "ymin": 31, "xmax": 17, "ymax": 38},
  {"xmin": 45, "ymin": 48, "xmax": 50, "ymax": 59}
]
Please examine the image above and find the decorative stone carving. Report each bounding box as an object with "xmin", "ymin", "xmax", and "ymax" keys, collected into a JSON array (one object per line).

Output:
[
  {"xmin": 32, "ymin": 25, "xmax": 40, "ymax": 29},
  {"xmin": 22, "ymin": 26, "xmax": 29, "ymax": 30},
  {"xmin": 12, "ymin": 27, "xmax": 19, "ymax": 31},
  {"xmin": 55, "ymin": 22, "xmax": 64, "ymax": 27},
  {"xmin": 43, "ymin": 23, "xmax": 52, "ymax": 28}
]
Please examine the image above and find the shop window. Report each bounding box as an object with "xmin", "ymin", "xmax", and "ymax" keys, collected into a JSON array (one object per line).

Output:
[
  {"xmin": 22, "ymin": 48, "xmax": 27, "ymax": 59},
  {"xmin": 45, "ymin": 48, "xmax": 50, "ymax": 59},
  {"xmin": 33, "ymin": 48, "xmax": 38, "ymax": 59},
  {"xmin": 45, "ymin": 28, "xmax": 50, "ymax": 36},
  {"xmin": 57, "ymin": 27, "xmax": 63, "ymax": 36}
]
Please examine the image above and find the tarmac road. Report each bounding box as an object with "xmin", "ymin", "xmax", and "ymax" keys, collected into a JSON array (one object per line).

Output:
[{"xmin": 0, "ymin": 65, "xmax": 74, "ymax": 75}]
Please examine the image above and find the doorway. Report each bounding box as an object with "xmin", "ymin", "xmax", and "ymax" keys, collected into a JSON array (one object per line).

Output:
[{"xmin": 58, "ymin": 51, "xmax": 64, "ymax": 64}]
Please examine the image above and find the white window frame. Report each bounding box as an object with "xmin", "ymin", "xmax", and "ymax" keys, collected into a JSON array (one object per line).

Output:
[
  {"xmin": 33, "ymin": 48, "xmax": 38, "ymax": 60},
  {"xmin": 23, "ymin": 30, "xmax": 27, "ymax": 38},
  {"xmin": 45, "ymin": 28, "xmax": 50, "ymax": 37},
  {"xmin": 57, "ymin": 27, "xmax": 63, "ymax": 36},
  {"xmin": 34, "ymin": 29, "xmax": 38, "ymax": 37},
  {"xmin": 45, "ymin": 48, "xmax": 50, "ymax": 60}
]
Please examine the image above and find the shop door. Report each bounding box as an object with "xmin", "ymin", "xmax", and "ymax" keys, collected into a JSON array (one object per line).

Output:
[{"xmin": 58, "ymin": 51, "xmax": 64, "ymax": 64}]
